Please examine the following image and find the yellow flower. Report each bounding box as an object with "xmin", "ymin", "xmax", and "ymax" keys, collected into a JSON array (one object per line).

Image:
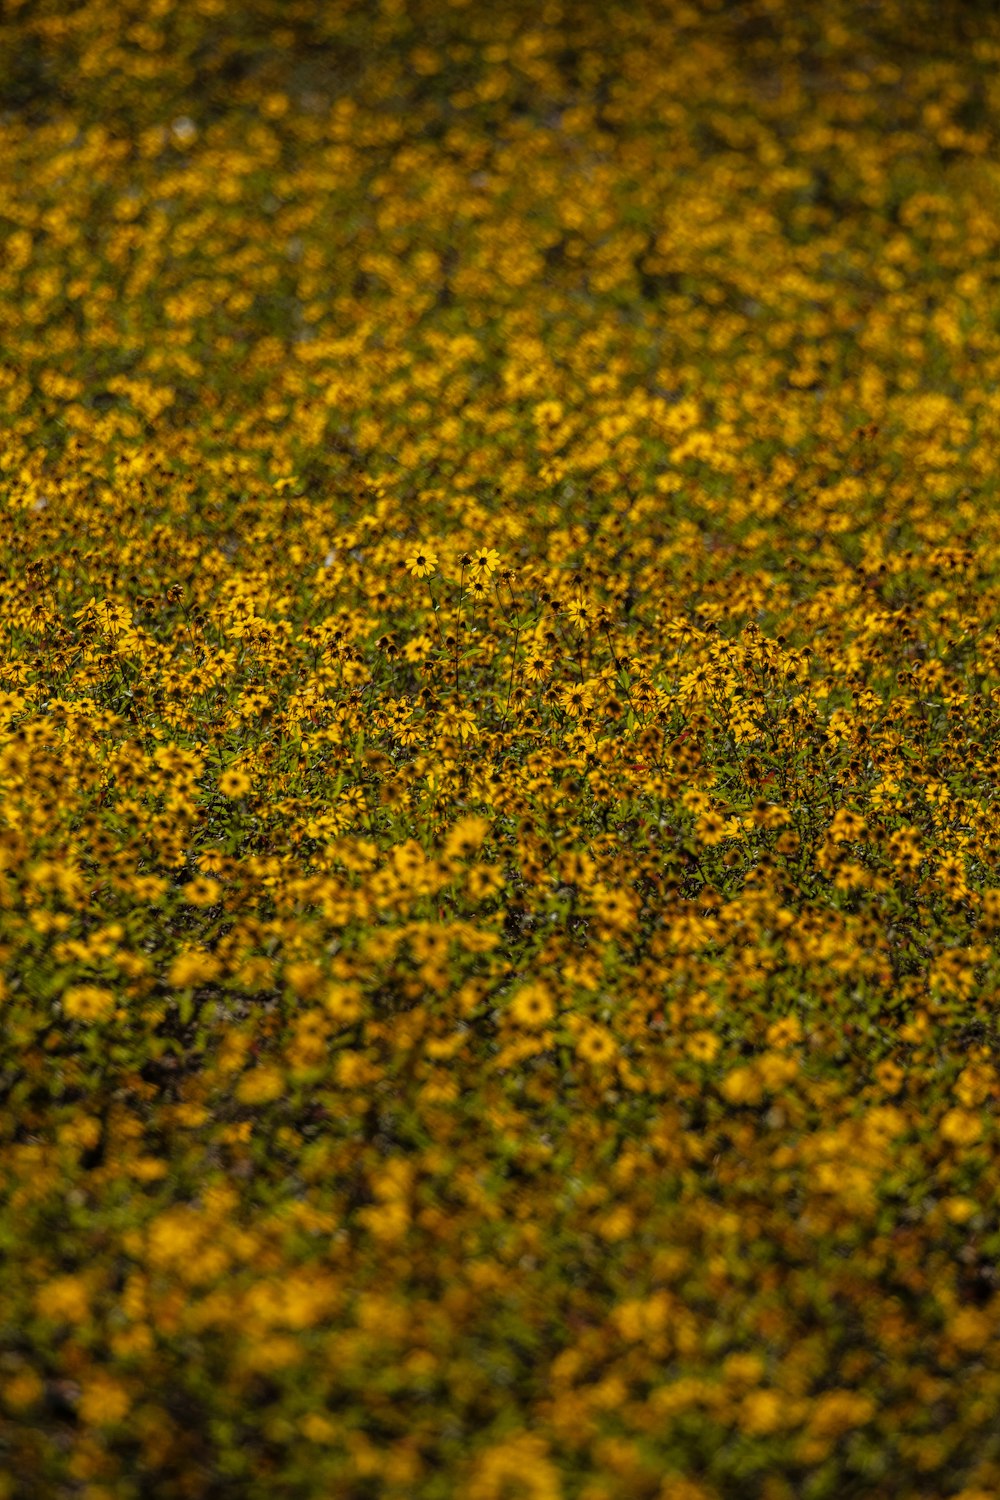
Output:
[
  {"xmin": 593, "ymin": 886, "xmax": 636, "ymax": 930},
  {"xmin": 451, "ymin": 709, "xmax": 478, "ymax": 738},
  {"xmin": 3, "ymin": 1368, "xmax": 44, "ymax": 1411},
  {"xmin": 563, "ymin": 597, "xmax": 592, "ymax": 628},
  {"xmin": 940, "ymin": 1108, "xmax": 982, "ymax": 1146},
  {"xmin": 738, "ymin": 1388, "xmax": 784, "ymax": 1436},
  {"xmin": 467, "ymin": 1432, "xmax": 562, "ymax": 1500},
  {"xmin": 657, "ymin": 1479, "xmax": 716, "ymax": 1500},
  {"xmin": 445, "ymin": 814, "xmax": 491, "ymax": 859},
  {"xmin": 359, "ymin": 1198, "xmax": 410, "ymax": 1241},
  {"xmin": 285, "ymin": 960, "xmax": 323, "ymax": 999},
  {"xmin": 720, "ymin": 1064, "xmax": 763, "ymax": 1106},
  {"xmin": 323, "ymin": 983, "xmax": 364, "ymax": 1026},
  {"xmin": 766, "ymin": 1015, "xmax": 803, "ymax": 1048},
  {"xmin": 576, "ymin": 1025, "xmax": 617, "ymax": 1066},
  {"xmin": 467, "ymin": 863, "xmax": 505, "ymax": 901},
  {"xmin": 236, "ymin": 1067, "xmax": 286, "ymax": 1104},
  {"xmin": 468, "ymin": 546, "xmax": 500, "ymax": 576},
  {"xmin": 218, "ymin": 768, "xmax": 251, "ymax": 797},
  {"xmin": 62, "ymin": 984, "xmax": 116, "ymax": 1022},
  {"xmin": 686, "ymin": 1030, "xmax": 720, "ymax": 1062},
  {"xmin": 168, "ymin": 950, "xmax": 221, "ymax": 987},
  {"xmin": 78, "ymin": 1376, "xmax": 130, "ymax": 1427},
  {"xmin": 509, "ymin": 982, "xmax": 556, "ymax": 1029},
  {"xmin": 405, "ymin": 548, "xmax": 438, "ymax": 578},
  {"xmin": 239, "ymin": 1335, "xmax": 301, "ymax": 1373},
  {"xmin": 949, "ymin": 1307, "xmax": 992, "ymax": 1351},
  {"xmin": 147, "ymin": 1208, "xmax": 203, "ymax": 1267},
  {"xmin": 36, "ymin": 1275, "xmax": 90, "ymax": 1324},
  {"xmin": 181, "ymin": 876, "xmax": 221, "ymax": 907},
  {"xmin": 301, "ymin": 1411, "xmax": 338, "ymax": 1444},
  {"xmin": 695, "ymin": 811, "xmax": 727, "ymax": 846},
  {"xmin": 806, "ymin": 1389, "xmax": 875, "ymax": 1439},
  {"xmin": 236, "ymin": 956, "xmax": 275, "ymax": 992}
]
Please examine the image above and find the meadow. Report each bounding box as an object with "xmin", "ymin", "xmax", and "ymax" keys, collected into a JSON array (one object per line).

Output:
[{"xmin": 3, "ymin": 0, "xmax": 1000, "ymax": 1495}]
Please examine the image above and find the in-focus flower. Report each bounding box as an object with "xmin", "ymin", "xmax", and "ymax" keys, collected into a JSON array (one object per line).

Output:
[
  {"xmin": 469, "ymin": 547, "xmax": 500, "ymax": 576},
  {"xmin": 405, "ymin": 548, "xmax": 438, "ymax": 578}
]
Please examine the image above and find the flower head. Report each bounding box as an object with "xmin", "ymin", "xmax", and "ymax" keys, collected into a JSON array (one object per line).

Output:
[
  {"xmin": 469, "ymin": 547, "xmax": 500, "ymax": 576},
  {"xmin": 405, "ymin": 548, "xmax": 438, "ymax": 579},
  {"xmin": 62, "ymin": 984, "xmax": 116, "ymax": 1023},
  {"xmin": 218, "ymin": 769, "xmax": 251, "ymax": 798},
  {"xmin": 509, "ymin": 982, "xmax": 556, "ymax": 1029}
]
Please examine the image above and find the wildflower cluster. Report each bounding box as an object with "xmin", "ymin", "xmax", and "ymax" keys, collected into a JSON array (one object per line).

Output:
[{"xmin": 4, "ymin": 1, "xmax": 1000, "ymax": 1496}]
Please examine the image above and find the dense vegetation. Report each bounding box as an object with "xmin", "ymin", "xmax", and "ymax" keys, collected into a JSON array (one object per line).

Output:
[{"xmin": 4, "ymin": 1, "xmax": 1000, "ymax": 1495}]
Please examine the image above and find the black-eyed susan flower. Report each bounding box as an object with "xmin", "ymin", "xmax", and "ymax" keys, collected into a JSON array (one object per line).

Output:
[
  {"xmin": 405, "ymin": 548, "xmax": 438, "ymax": 579},
  {"xmin": 508, "ymin": 982, "xmax": 556, "ymax": 1028},
  {"xmin": 62, "ymin": 984, "xmax": 116, "ymax": 1022},
  {"xmin": 218, "ymin": 769, "xmax": 251, "ymax": 798},
  {"xmin": 468, "ymin": 547, "xmax": 500, "ymax": 576},
  {"xmin": 323, "ymin": 983, "xmax": 364, "ymax": 1026},
  {"xmin": 576, "ymin": 1025, "xmax": 617, "ymax": 1066},
  {"xmin": 181, "ymin": 877, "xmax": 221, "ymax": 907}
]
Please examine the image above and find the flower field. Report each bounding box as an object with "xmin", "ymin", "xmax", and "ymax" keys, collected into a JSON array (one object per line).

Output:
[{"xmin": 5, "ymin": 0, "xmax": 1000, "ymax": 1495}]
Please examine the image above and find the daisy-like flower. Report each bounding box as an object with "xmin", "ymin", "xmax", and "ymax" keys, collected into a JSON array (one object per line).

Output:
[
  {"xmin": 404, "ymin": 548, "xmax": 438, "ymax": 578},
  {"xmin": 62, "ymin": 984, "xmax": 116, "ymax": 1022},
  {"xmin": 560, "ymin": 684, "xmax": 588, "ymax": 717},
  {"xmin": 218, "ymin": 769, "xmax": 251, "ymax": 798},
  {"xmin": 695, "ymin": 810, "xmax": 727, "ymax": 845},
  {"xmin": 563, "ymin": 597, "xmax": 592, "ymax": 628},
  {"xmin": 181, "ymin": 876, "xmax": 222, "ymax": 907},
  {"xmin": 509, "ymin": 982, "xmax": 556, "ymax": 1029},
  {"xmin": 323, "ymin": 983, "xmax": 364, "ymax": 1027},
  {"xmin": 451, "ymin": 709, "xmax": 479, "ymax": 739},
  {"xmin": 686, "ymin": 1030, "xmax": 721, "ymax": 1062},
  {"xmin": 577, "ymin": 1025, "xmax": 617, "ymax": 1066},
  {"xmin": 469, "ymin": 547, "xmax": 500, "ymax": 576}
]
